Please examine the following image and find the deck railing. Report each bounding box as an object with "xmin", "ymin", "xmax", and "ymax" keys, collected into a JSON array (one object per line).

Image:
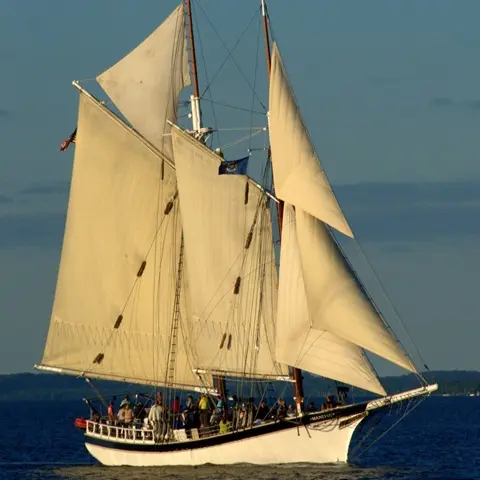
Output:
[
  {"xmin": 85, "ymin": 418, "xmax": 240, "ymax": 444},
  {"xmin": 84, "ymin": 413, "xmax": 290, "ymax": 445},
  {"xmin": 85, "ymin": 420, "xmax": 157, "ymax": 444}
]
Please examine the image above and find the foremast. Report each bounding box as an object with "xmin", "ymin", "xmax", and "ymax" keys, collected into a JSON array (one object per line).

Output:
[{"xmin": 261, "ymin": 0, "xmax": 304, "ymax": 414}]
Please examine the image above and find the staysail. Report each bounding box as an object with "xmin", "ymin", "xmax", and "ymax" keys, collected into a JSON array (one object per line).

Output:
[
  {"xmin": 38, "ymin": 91, "xmax": 212, "ymax": 392},
  {"xmin": 171, "ymin": 125, "xmax": 289, "ymax": 380},
  {"xmin": 276, "ymin": 204, "xmax": 386, "ymax": 396},
  {"xmin": 294, "ymin": 207, "xmax": 416, "ymax": 373},
  {"xmin": 268, "ymin": 42, "xmax": 353, "ymax": 238},
  {"xmin": 97, "ymin": 3, "xmax": 190, "ymax": 158}
]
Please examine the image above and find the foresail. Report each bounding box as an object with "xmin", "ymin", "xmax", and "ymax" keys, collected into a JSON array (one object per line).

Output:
[
  {"xmin": 40, "ymin": 91, "xmax": 212, "ymax": 392},
  {"xmin": 97, "ymin": 4, "xmax": 190, "ymax": 158},
  {"xmin": 269, "ymin": 43, "xmax": 353, "ymax": 238},
  {"xmin": 171, "ymin": 126, "xmax": 288, "ymax": 380},
  {"xmin": 295, "ymin": 207, "xmax": 416, "ymax": 373},
  {"xmin": 276, "ymin": 204, "xmax": 386, "ymax": 396}
]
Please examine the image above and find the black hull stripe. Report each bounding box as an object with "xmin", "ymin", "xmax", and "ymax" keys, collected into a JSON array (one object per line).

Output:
[{"xmin": 85, "ymin": 403, "xmax": 367, "ymax": 453}]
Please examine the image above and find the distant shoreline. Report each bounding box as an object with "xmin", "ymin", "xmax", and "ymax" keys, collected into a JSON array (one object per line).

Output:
[{"xmin": 1, "ymin": 370, "xmax": 479, "ymax": 402}]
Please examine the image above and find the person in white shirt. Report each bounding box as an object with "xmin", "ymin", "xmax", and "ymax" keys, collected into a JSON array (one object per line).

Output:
[{"xmin": 148, "ymin": 399, "xmax": 165, "ymax": 442}]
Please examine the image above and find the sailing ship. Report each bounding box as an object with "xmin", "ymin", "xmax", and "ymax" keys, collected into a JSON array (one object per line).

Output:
[{"xmin": 36, "ymin": 0, "xmax": 438, "ymax": 467}]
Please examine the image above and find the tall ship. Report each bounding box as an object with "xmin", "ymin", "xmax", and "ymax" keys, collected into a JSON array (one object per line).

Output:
[{"xmin": 36, "ymin": 0, "xmax": 438, "ymax": 467}]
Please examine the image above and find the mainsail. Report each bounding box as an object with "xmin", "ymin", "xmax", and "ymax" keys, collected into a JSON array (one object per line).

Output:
[
  {"xmin": 268, "ymin": 42, "xmax": 353, "ymax": 238},
  {"xmin": 39, "ymin": 91, "xmax": 212, "ymax": 392},
  {"xmin": 97, "ymin": 4, "xmax": 190, "ymax": 158},
  {"xmin": 171, "ymin": 125, "xmax": 289, "ymax": 380},
  {"xmin": 276, "ymin": 204, "xmax": 386, "ymax": 396}
]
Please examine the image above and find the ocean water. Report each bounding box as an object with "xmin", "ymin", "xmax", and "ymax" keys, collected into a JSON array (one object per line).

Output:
[{"xmin": 1, "ymin": 397, "xmax": 479, "ymax": 480}]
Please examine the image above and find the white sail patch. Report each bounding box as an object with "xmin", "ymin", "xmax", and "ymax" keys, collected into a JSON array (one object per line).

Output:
[
  {"xmin": 269, "ymin": 43, "xmax": 353, "ymax": 238},
  {"xmin": 294, "ymin": 207, "xmax": 416, "ymax": 373},
  {"xmin": 97, "ymin": 3, "xmax": 190, "ymax": 159},
  {"xmin": 171, "ymin": 126, "xmax": 288, "ymax": 380},
  {"xmin": 41, "ymin": 92, "xmax": 211, "ymax": 391},
  {"xmin": 276, "ymin": 204, "xmax": 386, "ymax": 396}
]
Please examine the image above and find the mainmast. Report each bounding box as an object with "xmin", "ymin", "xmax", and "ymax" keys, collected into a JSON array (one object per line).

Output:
[
  {"xmin": 184, "ymin": 0, "xmax": 226, "ymax": 402},
  {"xmin": 185, "ymin": 0, "xmax": 202, "ymax": 134},
  {"xmin": 261, "ymin": 0, "xmax": 304, "ymax": 414}
]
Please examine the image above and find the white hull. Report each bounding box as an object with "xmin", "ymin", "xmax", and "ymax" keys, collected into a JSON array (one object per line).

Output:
[
  {"xmin": 83, "ymin": 384, "xmax": 438, "ymax": 467},
  {"xmin": 85, "ymin": 416, "xmax": 363, "ymax": 466}
]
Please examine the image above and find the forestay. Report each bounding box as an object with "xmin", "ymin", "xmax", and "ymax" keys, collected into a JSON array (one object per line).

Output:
[
  {"xmin": 171, "ymin": 126, "xmax": 289, "ymax": 380},
  {"xmin": 39, "ymin": 91, "xmax": 212, "ymax": 392},
  {"xmin": 97, "ymin": 3, "xmax": 190, "ymax": 159},
  {"xmin": 268, "ymin": 42, "xmax": 353, "ymax": 238},
  {"xmin": 276, "ymin": 204, "xmax": 386, "ymax": 396}
]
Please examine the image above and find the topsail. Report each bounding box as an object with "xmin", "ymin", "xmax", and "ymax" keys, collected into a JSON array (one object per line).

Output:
[{"xmin": 97, "ymin": 4, "xmax": 190, "ymax": 159}]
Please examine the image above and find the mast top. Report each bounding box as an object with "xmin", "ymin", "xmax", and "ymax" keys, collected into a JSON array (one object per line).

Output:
[{"xmin": 185, "ymin": 0, "xmax": 200, "ymax": 99}]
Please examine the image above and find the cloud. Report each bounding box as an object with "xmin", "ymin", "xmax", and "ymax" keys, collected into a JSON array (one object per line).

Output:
[
  {"xmin": 0, "ymin": 194, "xmax": 13, "ymax": 204},
  {"xmin": 429, "ymin": 97, "xmax": 456, "ymax": 108},
  {"xmin": 368, "ymin": 75, "xmax": 407, "ymax": 86},
  {"xmin": 0, "ymin": 108, "xmax": 12, "ymax": 120},
  {"xmin": 0, "ymin": 212, "xmax": 65, "ymax": 249},
  {"xmin": 429, "ymin": 97, "xmax": 480, "ymax": 112},
  {"xmin": 21, "ymin": 181, "xmax": 69, "ymax": 196},
  {"xmin": 464, "ymin": 100, "xmax": 480, "ymax": 111},
  {"xmin": 1, "ymin": 180, "xmax": 479, "ymax": 249},
  {"xmin": 335, "ymin": 180, "xmax": 480, "ymax": 242}
]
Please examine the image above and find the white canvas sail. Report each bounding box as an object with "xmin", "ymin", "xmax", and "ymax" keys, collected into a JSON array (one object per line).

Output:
[
  {"xmin": 171, "ymin": 126, "xmax": 288, "ymax": 380},
  {"xmin": 39, "ymin": 91, "xmax": 212, "ymax": 391},
  {"xmin": 294, "ymin": 207, "xmax": 416, "ymax": 373},
  {"xmin": 97, "ymin": 4, "xmax": 190, "ymax": 158},
  {"xmin": 268, "ymin": 43, "xmax": 353, "ymax": 238},
  {"xmin": 276, "ymin": 204, "xmax": 386, "ymax": 396}
]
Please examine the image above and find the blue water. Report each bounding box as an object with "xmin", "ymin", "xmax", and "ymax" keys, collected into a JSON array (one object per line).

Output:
[{"xmin": 0, "ymin": 397, "xmax": 479, "ymax": 479}]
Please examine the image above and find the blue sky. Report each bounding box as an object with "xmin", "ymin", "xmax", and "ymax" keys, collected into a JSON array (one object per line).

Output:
[{"xmin": 1, "ymin": 0, "xmax": 480, "ymax": 377}]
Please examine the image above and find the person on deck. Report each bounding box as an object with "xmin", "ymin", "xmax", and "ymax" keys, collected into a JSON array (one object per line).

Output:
[
  {"xmin": 276, "ymin": 398, "xmax": 287, "ymax": 420},
  {"xmin": 120, "ymin": 394, "xmax": 131, "ymax": 408},
  {"xmin": 219, "ymin": 414, "xmax": 231, "ymax": 434},
  {"xmin": 256, "ymin": 400, "xmax": 269, "ymax": 421},
  {"xmin": 107, "ymin": 401, "xmax": 115, "ymax": 423},
  {"xmin": 183, "ymin": 394, "xmax": 195, "ymax": 438},
  {"xmin": 124, "ymin": 403, "xmax": 134, "ymax": 433},
  {"xmin": 116, "ymin": 406, "xmax": 126, "ymax": 426},
  {"xmin": 148, "ymin": 399, "xmax": 166, "ymax": 442},
  {"xmin": 198, "ymin": 394, "xmax": 210, "ymax": 431},
  {"xmin": 326, "ymin": 395, "xmax": 337, "ymax": 409},
  {"xmin": 133, "ymin": 400, "xmax": 146, "ymax": 421},
  {"xmin": 230, "ymin": 395, "xmax": 240, "ymax": 431},
  {"xmin": 171, "ymin": 396, "xmax": 181, "ymax": 429},
  {"xmin": 246, "ymin": 398, "xmax": 257, "ymax": 427}
]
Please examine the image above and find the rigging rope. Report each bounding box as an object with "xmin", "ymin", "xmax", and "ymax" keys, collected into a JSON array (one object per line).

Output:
[
  {"xmin": 195, "ymin": 2, "xmax": 267, "ymax": 111},
  {"xmin": 249, "ymin": 12, "xmax": 262, "ymax": 152},
  {"xmin": 82, "ymin": 193, "xmax": 175, "ymax": 378},
  {"xmin": 350, "ymin": 396, "xmax": 427, "ymax": 460},
  {"xmin": 191, "ymin": 0, "xmax": 220, "ymax": 148},
  {"xmin": 266, "ymin": 5, "xmax": 427, "ymax": 386},
  {"xmin": 219, "ymin": 128, "xmax": 264, "ymax": 151},
  {"xmin": 353, "ymin": 239, "xmax": 431, "ymax": 379},
  {"xmin": 200, "ymin": 98, "xmax": 265, "ymax": 115}
]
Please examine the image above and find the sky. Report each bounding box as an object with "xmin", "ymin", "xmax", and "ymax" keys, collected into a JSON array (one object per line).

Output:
[{"xmin": 1, "ymin": 0, "xmax": 480, "ymax": 377}]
